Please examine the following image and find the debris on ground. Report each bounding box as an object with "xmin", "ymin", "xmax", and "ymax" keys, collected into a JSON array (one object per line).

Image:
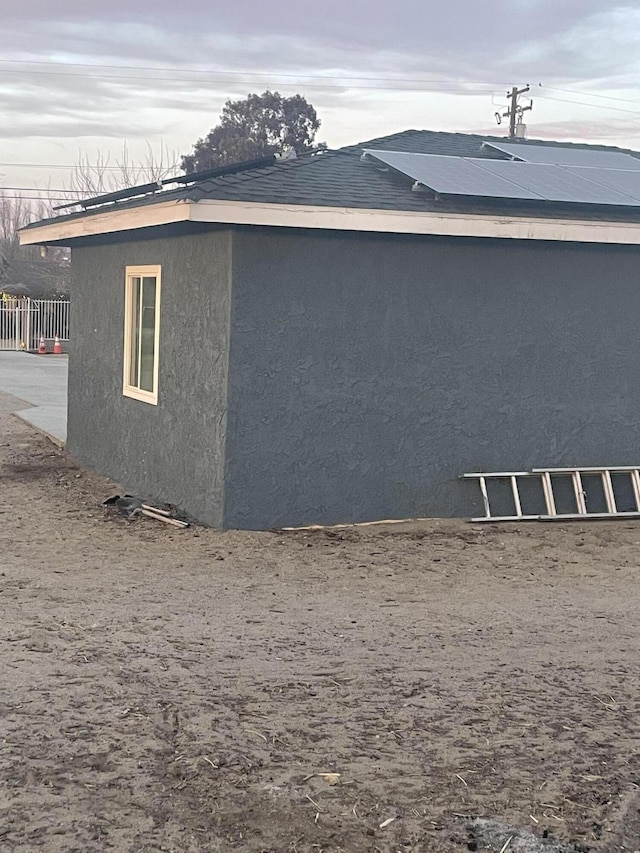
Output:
[
  {"xmin": 103, "ymin": 493, "xmax": 189, "ymax": 527},
  {"xmin": 465, "ymin": 818, "xmax": 590, "ymax": 852}
]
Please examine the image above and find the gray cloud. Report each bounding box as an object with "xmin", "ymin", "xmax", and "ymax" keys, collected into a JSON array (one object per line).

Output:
[
  {"xmin": 5, "ymin": 1, "xmax": 636, "ymax": 81},
  {"xmin": 1, "ymin": 0, "xmax": 639, "ymax": 167},
  {"xmin": 526, "ymin": 116, "xmax": 640, "ymax": 143},
  {"xmin": 2, "ymin": 1, "xmax": 619, "ymax": 57}
]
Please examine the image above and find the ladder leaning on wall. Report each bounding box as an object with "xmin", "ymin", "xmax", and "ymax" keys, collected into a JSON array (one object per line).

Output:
[{"xmin": 461, "ymin": 466, "xmax": 640, "ymax": 522}]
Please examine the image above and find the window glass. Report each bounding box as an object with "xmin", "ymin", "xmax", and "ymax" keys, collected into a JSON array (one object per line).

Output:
[
  {"xmin": 130, "ymin": 276, "xmax": 141, "ymax": 387},
  {"xmin": 139, "ymin": 277, "xmax": 156, "ymax": 392}
]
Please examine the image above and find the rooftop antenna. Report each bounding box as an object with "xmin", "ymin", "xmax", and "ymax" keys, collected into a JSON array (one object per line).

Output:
[{"xmin": 495, "ymin": 85, "xmax": 533, "ymax": 138}]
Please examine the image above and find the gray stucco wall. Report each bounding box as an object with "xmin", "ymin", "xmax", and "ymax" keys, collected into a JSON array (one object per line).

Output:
[
  {"xmin": 225, "ymin": 228, "xmax": 640, "ymax": 529},
  {"xmin": 68, "ymin": 229, "xmax": 232, "ymax": 527}
]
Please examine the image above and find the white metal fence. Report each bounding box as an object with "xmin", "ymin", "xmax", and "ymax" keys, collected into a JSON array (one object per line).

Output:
[{"xmin": 0, "ymin": 297, "xmax": 70, "ymax": 351}]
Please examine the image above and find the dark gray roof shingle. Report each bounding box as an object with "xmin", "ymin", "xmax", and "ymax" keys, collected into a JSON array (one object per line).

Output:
[
  {"xmin": 185, "ymin": 151, "xmax": 435, "ymax": 211},
  {"xmin": 23, "ymin": 129, "xmax": 640, "ymax": 232},
  {"xmin": 176, "ymin": 129, "xmax": 640, "ymax": 217}
]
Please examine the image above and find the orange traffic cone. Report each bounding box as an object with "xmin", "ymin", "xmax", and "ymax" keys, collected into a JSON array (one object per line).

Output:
[
  {"xmin": 38, "ymin": 335, "xmax": 46, "ymax": 354},
  {"xmin": 53, "ymin": 335, "xmax": 62, "ymax": 355}
]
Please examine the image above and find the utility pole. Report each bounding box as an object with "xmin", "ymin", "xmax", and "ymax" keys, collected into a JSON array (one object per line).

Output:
[{"xmin": 499, "ymin": 85, "xmax": 533, "ymax": 138}]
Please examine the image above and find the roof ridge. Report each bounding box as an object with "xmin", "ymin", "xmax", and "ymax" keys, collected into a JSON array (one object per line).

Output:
[{"xmin": 347, "ymin": 127, "xmax": 640, "ymax": 157}]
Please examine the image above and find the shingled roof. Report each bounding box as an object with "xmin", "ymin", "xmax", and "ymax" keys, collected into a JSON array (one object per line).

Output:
[
  {"xmin": 176, "ymin": 129, "xmax": 640, "ymax": 211},
  {"xmin": 22, "ymin": 129, "xmax": 640, "ymax": 235}
]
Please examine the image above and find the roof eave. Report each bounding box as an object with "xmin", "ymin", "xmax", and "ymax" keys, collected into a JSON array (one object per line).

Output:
[
  {"xmin": 19, "ymin": 198, "xmax": 190, "ymax": 246},
  {"xmin": 18, "ymin": 196, "xmax": 640, "ymax": 247}
]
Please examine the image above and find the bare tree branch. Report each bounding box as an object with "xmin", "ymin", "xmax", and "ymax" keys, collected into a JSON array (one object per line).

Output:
[
  {"xmin": 0, "ymin": 191, "xmax": 69, "ymax": 297},
  {"xmin": 70, "ymin": 141, "xmax": 181, "ymax": 195}
]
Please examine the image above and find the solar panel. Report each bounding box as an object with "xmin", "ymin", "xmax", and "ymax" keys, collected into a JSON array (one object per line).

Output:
[
  {"xmin": 482, "ymin": 140, "xmax": 640, "ymax": 170},
  {"xmin": 474, "ymin": 159, "xmax": 638, "ymax": 206},
  {"xmin": 365, "ymin": 149, "xmax": 640, "ymax": 207},
  {"xmin": 54, "ymin": 181, "xmax": 161, "ymax": 211},
  {"xmin": 564, "ymin": 166, "xmax": 640, "ymax": 202},
  {"xmin": 365, "ymin": 150, "xmax": 543, "ymax": 200},
  {"xmin": 162, "ymin": 155, "xmax": 276, "ymax": 186}
]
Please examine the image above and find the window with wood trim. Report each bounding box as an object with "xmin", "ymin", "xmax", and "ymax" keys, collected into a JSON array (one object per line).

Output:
[{"xmin": 123, "ymin": 265, "xmax": 161, "ymax": 404}]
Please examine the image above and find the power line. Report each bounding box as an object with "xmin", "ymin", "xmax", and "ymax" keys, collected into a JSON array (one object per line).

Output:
[
  {"xmin": 0, "ymin": 195, "xmax": 70, "ymax": 201},
  {"xmin": 0, "ymin": 58, "xmax": 505, "ymax": 87},
  {"xmin": 3, "ymin": 62, "xmax": 639, "ymax": 118},
  {"xmin": 0, "ymin": 162, "xmax": 135, "ymax": 171},
  {"xmin": 0, "ymin": 59, "xmax": 502, "ymax": 93},
  {"xmin": 3, "ymin": 58, "xmax": 640, "ymax": 111},
  {"xmin": 1, "ymin": 186, "xmax": 82, "ymax": 193},
  {"xmin": 537, "ymin": 92, "xmax": 640, "ymax": 116},
  {"xmin": 0, "ymin": 67, "xmax": 495, "ymax": 93},
  {"xmin": 5, "ymin": 59, "xmax": 640, "ymax": 105},
  {"xmin": 543, "ymin": 86, "xmax": 640, "ymax": 107}
]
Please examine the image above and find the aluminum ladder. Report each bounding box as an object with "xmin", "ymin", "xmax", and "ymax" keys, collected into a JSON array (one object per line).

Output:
[{"xmin": 461, "ymin": 466, "xmax": 640, "ymax": 522}]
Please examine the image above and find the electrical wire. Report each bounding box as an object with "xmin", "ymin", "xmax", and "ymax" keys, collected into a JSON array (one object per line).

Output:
[
  {"xmin": 0, "ymin": 68, "xmax": 495, "ymax": 93},
  {"xmin": 3, "ymin": 59, "xmax": 640, "ymax": 107},
  {"xmin": 0, "ymin": 61, "xmax": 637, "ymax": 177},
  {"xmin": 543, "ymin": 86, "xmax": 640, "ymax": 107},
  {"xmin": 0, "ymin": 162, "xmax": 141, "ymax": 171},
  {"xmin": 0, "ymin": 58, "xmax": 505, "ymax": 87},
  {"xmin": 537, "ymin": 92, "xmax": 640, "ymax": 116},
  {"xmin": 6, "ymin": 59, "xmax": 639, "ymax": 104},
  {"xmin": 1, "ymin": 186, "xmax": 82, "ymax": 193},
  {"xmin": 7, "ymin": 59, "xmax": 640, "ymax": 107},
  {"xmin": 0, "ymin": 195, "xmax": 72, "ymax": 201}
]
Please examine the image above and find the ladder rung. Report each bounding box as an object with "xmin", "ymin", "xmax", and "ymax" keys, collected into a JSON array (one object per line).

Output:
[
  {"xmin": 601, "ymin": 470, "xmax": 617, "ymax": 514},
  {"xmin": 510, "ymin": 475, "xmax": 522, "ymax": 517},
  {"xmin": 541, "ymin": 472, "xmax": 557, "ymax": 516},
  {"xmin": 572, "ymin": 470, "xmax": 587, "ymax": 515},
  {"xmin": 632, "ymin": 470, "xmax": 640, "ymax": 512},
  {"xmin": 479, "ymin": 476, "xmax": 491, "ymax": 519}
]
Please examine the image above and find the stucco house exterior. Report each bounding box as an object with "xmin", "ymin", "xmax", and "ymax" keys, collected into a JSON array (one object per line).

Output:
[{"xmin": 20, "ymin": 129, "xmax": 640, "ymax": 529}]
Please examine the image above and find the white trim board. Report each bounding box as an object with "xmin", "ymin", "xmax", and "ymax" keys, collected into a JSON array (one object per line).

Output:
[
  {"xmin": 122, "ymin": 265, "xmax": 162, "ymax": 406},
  {"xmin": 19, "ymin": 196, "xmax": 640, "ymax": 246},
  {"xmin": 20, "ymin": 199, "xmax": 189, "ymax": 245}
]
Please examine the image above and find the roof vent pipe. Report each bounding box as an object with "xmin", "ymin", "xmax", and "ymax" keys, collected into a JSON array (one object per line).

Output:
[{"xmin": 276, "ymin": 146, "xmax": 297, "ymax": 161}]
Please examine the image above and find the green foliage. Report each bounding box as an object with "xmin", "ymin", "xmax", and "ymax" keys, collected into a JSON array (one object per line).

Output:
[{"xmin": 181, "ymin": 91, "xmax": 321, "ymax": 173}]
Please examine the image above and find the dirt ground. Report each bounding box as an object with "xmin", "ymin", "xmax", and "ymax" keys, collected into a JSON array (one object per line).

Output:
[{"xmin": 1, "ymin": 392, "xmax": 639, "ymax": 853}]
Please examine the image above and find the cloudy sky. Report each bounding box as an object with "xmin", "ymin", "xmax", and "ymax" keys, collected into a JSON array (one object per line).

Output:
[{"xmin": 2, "ymin": 0, "xmax": 640, "ymax": 199}]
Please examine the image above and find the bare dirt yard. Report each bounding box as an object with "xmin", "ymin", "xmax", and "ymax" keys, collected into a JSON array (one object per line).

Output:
[{"xmin": 0, "ymin": 392, "xmax": 639, "ymax": 853}]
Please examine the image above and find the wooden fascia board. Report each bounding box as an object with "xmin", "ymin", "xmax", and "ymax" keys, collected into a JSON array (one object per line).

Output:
[
  {"xmin": 19, "ymin": 199, "xmax": 190, "ymax": 245},
  {"xmin": 18, "ymin": 196, "xmax": 640, "ymax": 246},
  {"xmin": 191, "ymin": 199, "xmax": 640, "ymax": 245}
]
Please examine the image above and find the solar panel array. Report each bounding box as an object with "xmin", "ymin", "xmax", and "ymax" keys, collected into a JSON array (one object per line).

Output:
[
  {"xmin": 365, "ymin": 148, "xmax": 640, "ymax": 208},
  {"xmin": 481, "ymin": 140, "xmax": 640, "ymax": 170}
]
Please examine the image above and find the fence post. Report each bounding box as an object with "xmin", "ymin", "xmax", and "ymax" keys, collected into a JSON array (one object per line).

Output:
[
  {"xmin": 23, "ymin": 297, "xmax": 30, "ymax": 350},
  {"xmin": 15, "ymin": 300, "xmax": 21, "ymax": 350}
]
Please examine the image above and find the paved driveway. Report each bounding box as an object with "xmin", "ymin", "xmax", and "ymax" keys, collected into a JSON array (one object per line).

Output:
[{"xmin": 0, "ymin": 351, "xmax": 68, "ymax": 444}]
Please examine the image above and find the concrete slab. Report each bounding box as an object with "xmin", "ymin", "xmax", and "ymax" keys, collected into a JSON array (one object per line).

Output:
[{"xmin": 0, "ymin": 352, "xmax": 68, "ymax": 444}]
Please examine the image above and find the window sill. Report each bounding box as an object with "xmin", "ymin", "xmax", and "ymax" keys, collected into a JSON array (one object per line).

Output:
[{"xmin": 123, "ymin": 385, "xmax": 158, "ymax": 405}]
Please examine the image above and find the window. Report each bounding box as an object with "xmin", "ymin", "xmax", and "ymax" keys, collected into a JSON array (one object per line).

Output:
[{"xmin": 123, "ymin": 265, "xmax": 161, "ymax": 404}]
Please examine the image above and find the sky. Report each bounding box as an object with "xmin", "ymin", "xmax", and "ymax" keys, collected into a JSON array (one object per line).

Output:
[{"xmin": 2, "ymin": 0, "xmax": 640, "ymax": 201}]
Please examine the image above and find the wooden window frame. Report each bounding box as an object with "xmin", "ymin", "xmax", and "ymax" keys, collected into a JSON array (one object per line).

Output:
[{"xmin": 123, "ymin": 264, "xmax": 161, "ymax": 405}]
